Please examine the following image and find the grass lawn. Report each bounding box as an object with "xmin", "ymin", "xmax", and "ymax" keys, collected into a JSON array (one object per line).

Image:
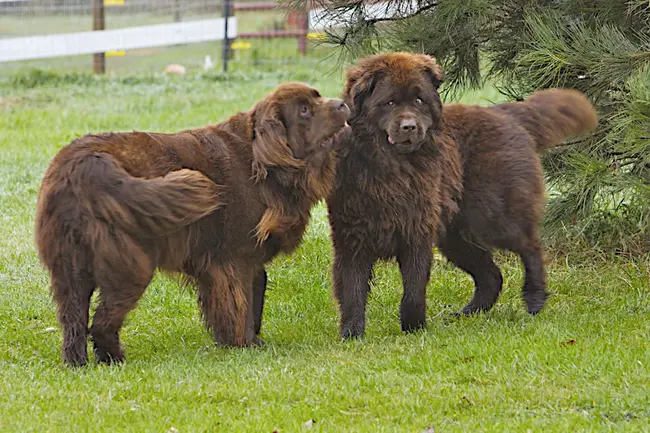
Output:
[{"xmin": 0, "ymin": 64, "xmax": 648, "ymax": 432}]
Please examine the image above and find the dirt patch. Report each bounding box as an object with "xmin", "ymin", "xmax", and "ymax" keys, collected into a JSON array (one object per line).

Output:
[{"xmin": 0, "ymin": 96, "xmax": 21, "ymax": 110}]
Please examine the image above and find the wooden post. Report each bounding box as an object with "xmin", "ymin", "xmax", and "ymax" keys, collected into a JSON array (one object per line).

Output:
[
  {"xmin": 92, "ymin": 0, "xmax": 105, "ymax": 74},
  {"xmin": 297, "ymin": 8, "xmax": 308, "ymax": 56},
  {"xmin": 173, "ymin": 0, "xmax": 181, "ymax": 22},
  {"xmin": 222, "ymin": 0, "xmax": 232, "ymax": 72}
]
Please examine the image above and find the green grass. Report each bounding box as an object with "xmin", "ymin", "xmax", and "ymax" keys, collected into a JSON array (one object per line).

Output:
[{"xmin": 0, "ymin": 65, "xmax": 649, "ymax": 432}]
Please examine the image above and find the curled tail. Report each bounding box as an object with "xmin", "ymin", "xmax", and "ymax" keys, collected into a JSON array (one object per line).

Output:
[
  {"xmin": 492, "ymin": 88, "xmax": 598, "ymax": 151},
  {"xmin": 74, "ymin": 152, "xmax": 223, "ymax": 236}
]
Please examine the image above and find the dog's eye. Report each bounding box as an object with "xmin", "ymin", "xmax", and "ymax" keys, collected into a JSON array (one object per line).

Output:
[
  {"xmin": 387, "ymin": 101, "xmax": 394, "ymax": 106},
  {"xmin": 415, "ymin": 98, "xmax": 423, "ymax": 105},
  {"xmin": 300, "ymin": 105, "xmax": 310, "ymax": 116}
]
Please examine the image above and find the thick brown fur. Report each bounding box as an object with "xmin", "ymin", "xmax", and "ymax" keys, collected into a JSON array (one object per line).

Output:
[
  {"xmin": 327, "ymin": 52, "xmax": 598, "ymax": 338},
  {"xmin": 327, "ymin": 52, "xmax": 463, "ymax": 338},
  {"xmin": 441, "ymin": 87, "xmax": 597, "ymax": 316},
  {"xmin": 35, "ymin": 82, "xmax": 350, "ymax": 366}
]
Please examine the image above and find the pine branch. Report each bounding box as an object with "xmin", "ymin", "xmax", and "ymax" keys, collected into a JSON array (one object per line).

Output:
[
  {"xmin": 366, "ymin": 2, "xmax": 438, "ymax": 24},
  {"xmin": 551, "ymin": 134, "xmax": 600, "ymax": 148}
]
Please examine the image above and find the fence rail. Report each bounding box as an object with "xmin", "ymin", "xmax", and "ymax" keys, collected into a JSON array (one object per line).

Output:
[
  {"xmin": 0, "ymin": 17, "xmax": 237, "ymax": 62},
  {"xmin": 0, "ymin": 0, "xmax": 220, "ymax": 15}
]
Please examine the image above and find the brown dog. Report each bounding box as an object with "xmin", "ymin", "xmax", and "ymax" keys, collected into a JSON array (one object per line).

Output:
[
  {"xmin": 441, "ymin": 89, "xmax": 597, "ymax": 317},
  {"xmin": 327, "ymin": 53, "xmax": 463, "ymax": 338},
  {"xmin": 35, "ymin": 83, "xmax": 350, "ymax": 366},
  {"xmin": 327, "ymin": 52, "xmax": 597, "ymax": 339}
]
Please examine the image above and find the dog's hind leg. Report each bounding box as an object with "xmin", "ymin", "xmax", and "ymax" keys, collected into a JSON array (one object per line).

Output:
[
  {"xmin": 50, "ymin": 257, "xmax": 96, "ymax": 367},
  {"xmin": 397, "ymin": 239, "xmax": 433, "ymax": 333},
  {"xmin": 438, "ymin": 229, "xmax": 503, "ymax": 315},
  {"xmin": 90, "ymin": 278, "xmax": 151, "ymax": 364},
  {"xmin": 90, "ymin": 274, "xmax": 152, "ymax": 364},
  {"xmin": 89, "ymin": 231, "xmax": 154, "ymax": 364},
  {"xmin": 333, "ymin": 250, "xmax": 374, "ymax": 339},
  {"xmin": 515, "ymin": 236, "xmax": 548, "ymax": 314}
]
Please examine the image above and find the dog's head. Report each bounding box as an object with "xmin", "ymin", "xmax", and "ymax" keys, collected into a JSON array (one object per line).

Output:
[
  {"xmin": 343, "ymin": 52, "xmax": 444, "ymax": 153},
  {"xmin": 250, "ymin": 82, "xmax": 350, "ymax": 181}
]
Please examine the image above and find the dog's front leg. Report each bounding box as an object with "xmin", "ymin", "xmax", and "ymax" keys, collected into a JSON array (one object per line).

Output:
[
  {"xmin": 252, "ymin": 267, "xmax": 268, "ymax": 336},
  {"xmin": 333, "ymin": 249, "xmax": 374, "ymax": 339},
  {"xmin": 397, "ymin": 239, "xmax": 433, "ymax": 333},
  {"xmin": 198, "ymin": 264, "xmax": 257, "ymax": 347}
]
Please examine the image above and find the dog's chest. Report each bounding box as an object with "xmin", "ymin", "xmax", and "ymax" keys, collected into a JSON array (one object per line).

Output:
[
  {"xmin": 268, "ymin": 217, "xmax": 309, "ymax": 255},
  {"xmin": 334, "ymin": 153, "xmax": 444, "ymax": 247}
]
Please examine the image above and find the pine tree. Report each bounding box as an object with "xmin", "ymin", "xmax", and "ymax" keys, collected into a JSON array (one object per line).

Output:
[{"xmin": 306, "ymin": 0, "xmax": 650, "ymax": 255}]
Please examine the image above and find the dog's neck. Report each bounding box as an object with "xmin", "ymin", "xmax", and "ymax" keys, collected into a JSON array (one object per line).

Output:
[
  {"xmin": 253, "ymin": 149, "xmax": 337, "ymax": 252},
  {"xmin": 217, "ymin": 111, "xmax": 255, "ymax": 142},
  {"xmin": 216, "ymin": 110, "xmax": 338, "ymax": 251}
]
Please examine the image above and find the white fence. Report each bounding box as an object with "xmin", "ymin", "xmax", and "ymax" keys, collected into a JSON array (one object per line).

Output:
[{"xmin": 0, "ymin": 17, "xmax": 237, "ymax": 63}]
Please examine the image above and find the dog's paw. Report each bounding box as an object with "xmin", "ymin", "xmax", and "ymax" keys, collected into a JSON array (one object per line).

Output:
[
  {"xmin": 247, "ymin": 336, "xmax": 265, "ymax": 348},
  {"xmin": 524, "ymin": 291, "xmax": 549, "ymax": 315},
  {"xmin": 93, "ymin": 348, "xmax": 125, "ymax": 365},
  {"xmin": 63, "ymin": 352, "xmax": 89, "ymax": 368},
  {"xmin": 400, "ymin": 317, "xmax": 427, "ymax": 333},
  {"xmin": 340, "ymin": 323, "xmax": 365, "ymax": 340}
]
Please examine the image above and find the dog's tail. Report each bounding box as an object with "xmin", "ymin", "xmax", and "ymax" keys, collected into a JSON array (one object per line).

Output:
[
  {"xmin": 493, "ymin": 89, "xmax": 598, "ymax": 151},
  {"xmin": 73, "ymin": 152, "xmax": 224, "ymax": 237}
]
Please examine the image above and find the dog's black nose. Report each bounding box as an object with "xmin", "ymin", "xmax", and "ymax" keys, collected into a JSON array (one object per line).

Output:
[
  {"xmin": 330, "ymin": 99, "xmax": 348, "ymax": 111},
  {"xmin": 400, "ymin": 119, "xmax": 417, "ymax": 132}
]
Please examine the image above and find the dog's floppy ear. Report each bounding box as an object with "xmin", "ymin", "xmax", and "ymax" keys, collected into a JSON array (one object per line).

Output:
[
  {"xmin": 343, "ymin": 66, "xmax": 382, "ymax": 117},
  {"xmin": 251, "ymin": 101, "xmax": 304, "ymax": 182},
  {"xmin": 416, "ymin": 54, "xmax": 444, "ymax": 89}
]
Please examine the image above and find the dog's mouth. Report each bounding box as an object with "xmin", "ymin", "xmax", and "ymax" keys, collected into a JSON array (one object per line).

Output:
[
  {"xmin": 386, "ymin": 133, "xmax": 425, "ymax": 153},
  {"xmin": 386, "ymin": 117, "xmax": 427, "ymax": 147},
  {"xmin": 334, "ymin": 122, "xmax": 352, "ymax": 140},
  {"xmin": 328, "ymin": 121, "xmax": 351, "ymax": 141},
  {"xmin": 387, "ymin": 133, "xmax": 420, "ymax": 146},
  {"xmin": 313, "ymin": 122, "xmax": 351, "ymax": 152},
  {"xmin": 386, "ymin": 121, "xmax": 427, "ymax": 150},
  {"xmin": 387, "ymin": 135, "xmax": 407, "ymax": 145}
]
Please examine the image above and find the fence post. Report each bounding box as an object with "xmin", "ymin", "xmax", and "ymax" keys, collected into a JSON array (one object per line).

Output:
[
  {"xmin": 173, "ymin": 0, "xmax": 181, "ymax": 22},
  {"xmin": 222, "ymin": 0, "xmax": 232, "ymax": 72},
  {"xmin": 92, "ymin": 0, "xmax": 105, "ymax": 74},
  {"xmin": 298, "ymin": 7, "xmax": 308, "ymax": 56}
]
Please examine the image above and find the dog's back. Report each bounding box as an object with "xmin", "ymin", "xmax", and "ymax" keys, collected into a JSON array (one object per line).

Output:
[{"xmin": 35, "ymin": 133, "xmax": 225, "ymax": 272}]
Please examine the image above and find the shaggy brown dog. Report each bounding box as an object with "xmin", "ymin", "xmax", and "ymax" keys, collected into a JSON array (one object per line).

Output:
[
  {"xmin": 35, "ymin": 83, "xmax": 350, "ymax": 366},
  {"xmin": 441, "ymin": 89, "xmax": 596, "ymax": 317},
  {"xmin": 327, "ymin": 53, "xmax": 463, "ymax": 338},
  {"xmin": 327, "ymin": 52, "xmax": 597, "ymax": 339}
]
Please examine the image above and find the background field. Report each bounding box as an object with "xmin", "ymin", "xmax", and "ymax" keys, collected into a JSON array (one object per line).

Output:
[
  {"xmin": 0, "ymin": 8, "xmax": 317, "ymax": 75},
  {"xmin": 0, "ymin": 64, "xmax": 649, "ymax": 432}
]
